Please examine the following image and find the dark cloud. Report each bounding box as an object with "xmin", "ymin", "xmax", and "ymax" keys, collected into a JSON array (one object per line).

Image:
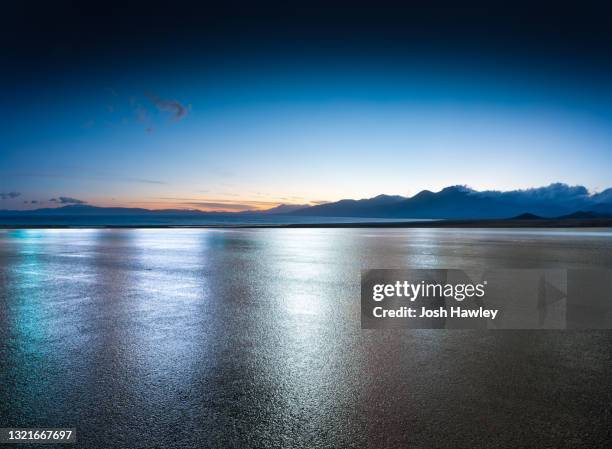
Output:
[
  {"xmin": 147, "ymin": 93, "xmax": 190, "ymax": 121},
  {"xmin": 49, "ymin": 197, "xmax": 87, "ymax": 204},
  {"xmin": 0, "ymin": 191, "xmax": 20, "ymax": 200}
]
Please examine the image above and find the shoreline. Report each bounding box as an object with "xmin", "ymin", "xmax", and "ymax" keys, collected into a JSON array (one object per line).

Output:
[{"xmin": 1, "ymin": 218, "xmax": 612, "ymax": 229}]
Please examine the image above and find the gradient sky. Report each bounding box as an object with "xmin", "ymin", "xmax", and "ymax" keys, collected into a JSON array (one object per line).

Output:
[{"xmin": 2, "ymin": 2, "xmax": 612, "ymax": 211}]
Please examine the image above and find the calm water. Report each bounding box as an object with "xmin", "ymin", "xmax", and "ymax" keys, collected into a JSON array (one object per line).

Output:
[
  {"xmin": 0, "ymin": 214, "xmax": 432, "ymax": 226},
  {"xmin": 1, "ymin": 228, "xmax": 611, "ymax": 448}
]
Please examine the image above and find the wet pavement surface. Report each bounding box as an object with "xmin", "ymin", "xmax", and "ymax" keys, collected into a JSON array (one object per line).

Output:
[{"xmin": 1, "ymin": 228, "xmax": 611, "ymax": 448}]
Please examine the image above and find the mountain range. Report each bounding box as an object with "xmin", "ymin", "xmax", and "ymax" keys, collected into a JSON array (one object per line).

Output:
[
  {"xmin": 1, "ymin": 183, "xmax": 612, "ymax": 220},
  {"xmin": 289, "ymin": 183, "xmax": 612, "ymax": 219}
]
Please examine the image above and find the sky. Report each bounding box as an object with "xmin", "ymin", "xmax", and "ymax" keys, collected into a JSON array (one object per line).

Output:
[{"xmin": 2, "ymin": 2, "xmax": 612, "ymax": 211}]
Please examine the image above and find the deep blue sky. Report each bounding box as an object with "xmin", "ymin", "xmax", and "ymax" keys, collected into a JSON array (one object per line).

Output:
[{"xmin": 2, "ymin": 2, "xmax": 612, "ymax": 210}]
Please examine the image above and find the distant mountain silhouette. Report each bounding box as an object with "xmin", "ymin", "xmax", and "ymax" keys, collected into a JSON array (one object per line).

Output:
[
  {"xmin": 240, "ymin": 203, "xmax": 310, "ymax": 214},
  {"xmin": 289, "ymin": 183, "xmax": 612, "ymax": 219},
  {"xmin": 511, "ymin": 213, "xmax": 544, "ymax": 220},
  {"xmin": 557, "ymin": 210, "xmax": 612, "ymax": 219},
  {"xmin": 285, "ymin": 194, "xmax": 404, "ymax": 217},
  {"xmin": 2, "ymin": 183, "xmax": 612, "ymax": 221},
  {"xmin": 0, "ymin": 204, "xmax": 311, "ymax": 217},
  {"xmin": 0, "ymin": 204, "xmax": 215, "ymax": 216},
  {"xmin": 591, "ymin": 188, "xmax": 612, "ymax": 204}
]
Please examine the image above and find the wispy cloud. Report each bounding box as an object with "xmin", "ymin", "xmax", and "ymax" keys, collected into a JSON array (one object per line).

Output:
[
  {"xmin": 144, "ymin": 197, "xmax": 284, "ymax": 211},
  {"xmin": 123, "ymin": 176, "xmax": 165, "ymax": 185},
  {"xmin": 0, "ymin": 191, "xmax": 20, "ymax": 200},
  {"xmin": 91, "ymin": 90, "xmax": 191, "ymax": 133},
  {"xmin": 49, "ymin": 197, "xmax": 87, "ymax": 204},
  {"xmin": 146, "ymin": 92, "xmax": 190, "ymax": 121},
  {"xmin": 5, "ymin": 171, "xmax": 166, "ymax": 185},
  {"xmin": 185, "ymin": 202, "xmax": 256, "ymax": 211}
]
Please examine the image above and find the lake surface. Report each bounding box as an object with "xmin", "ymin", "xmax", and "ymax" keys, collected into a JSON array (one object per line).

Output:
[
  {"xmin": 0, "ymin": 214, "xmax": 432, "ymax": 227},
  {"xmin": 1, "ymin": 228, "xmax": 611, "ymax": 448}
]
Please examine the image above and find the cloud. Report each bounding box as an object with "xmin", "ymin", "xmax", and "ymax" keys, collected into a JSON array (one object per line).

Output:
[
  {"xmin": 0, "ymin": 191, "xmax": 20, "ymax": 200},
  {"xmin": 147, "ymin": 92, "xmax": 190, "ymax": 121},
  {"xmin": 49, "ymin": 197, "xmax": 87, "ymax": 204},
  {"xmin": 6, "ymin": 171, "xmax": 166, "ymax": 185},
  {"xmin": 186, "ymin": 202, "xmax": 259, "ymax": 211},
  {"xmin": 131, "ymin": 101, "xmax": 155, "ymax": 133},
  {"xmin": 124, "ymin": 176, "xmax": 165, "ymax": 185},
  {"xmin": 100, "ymin": 89, "xmax": 182, "ymax": 133},
  {"xmin": 147, "ymin": 197, "xmax": 283, "ymax": 211},
  {"xmin": 479, "ymin": 183, "xmax": 590, "ymax": 202}
]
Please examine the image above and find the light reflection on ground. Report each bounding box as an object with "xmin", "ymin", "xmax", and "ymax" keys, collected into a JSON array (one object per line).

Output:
[{"xmin": 0, "ymin": 228, "xmax": 611, "ymax": 448}]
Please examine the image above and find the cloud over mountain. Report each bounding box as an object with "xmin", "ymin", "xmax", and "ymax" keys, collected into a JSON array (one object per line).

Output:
[
  {"xmin": 291, "ymin": 183, "xmax": 612, "ymax": 219},
  {"xmin": 49, "ymin": 197, "xmax": 87, "ymax": 204},
  {"xmin": 2, "ymin": 184, "xmax": 612, "ymax": 221},
  {"xmin": 479, "ymin": 183, "xmax": 589, "ymax": 201}
]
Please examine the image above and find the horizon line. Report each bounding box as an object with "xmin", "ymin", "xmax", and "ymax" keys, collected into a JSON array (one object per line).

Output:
[{"xmin": 2, "ymin": 182, "xmax": 611, "ymax": 213}]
